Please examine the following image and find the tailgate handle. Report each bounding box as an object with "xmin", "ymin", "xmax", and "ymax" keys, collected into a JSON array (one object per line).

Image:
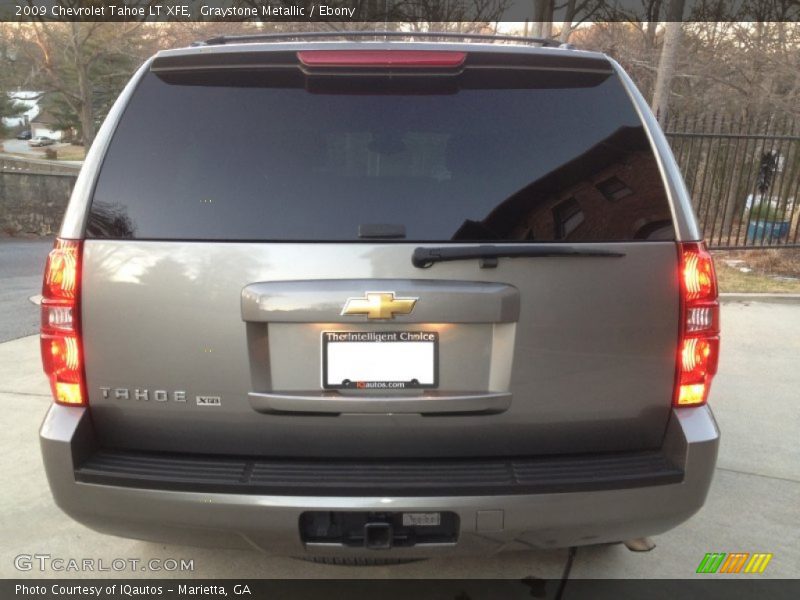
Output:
[
  {"xmin": 248, "ymin": 391, "xmax": 511, "ymax": 415},
  {"xmin": 242, "ymin": 280, "xmax": 519, "ymax": 324}
]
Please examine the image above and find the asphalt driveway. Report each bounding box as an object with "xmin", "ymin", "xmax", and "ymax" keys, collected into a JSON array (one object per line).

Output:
[
  {"xmin": 0, "ymin": 298, "xmax": 797, "ymax": 580},
  {"xmin": 0, "ymin": 237, "xmax": 52, "ymax": 342}
]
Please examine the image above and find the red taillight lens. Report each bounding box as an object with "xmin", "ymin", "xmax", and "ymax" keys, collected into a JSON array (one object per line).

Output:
[
  {"xmin": 675, "ymin": 242, "xmax": 719, "ymax": 407},
  {"xmin": 682, "ymin": 245, "xmax": 717, "ymax": 301},
  {"xmin": 297, "ymin": 50, "xmax": 467, "ymax": 68},
  {"xmin": 41, "ymin": 239, "xmax": 86, "ymax": 406}
]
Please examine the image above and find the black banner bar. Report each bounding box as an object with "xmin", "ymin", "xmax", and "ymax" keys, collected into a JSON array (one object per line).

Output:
[
  {"xmin": 4, "ymin": 579, "xmax": 800, "ymax": 600},
  {"xmin": 1, "ymin": 0, "xmax": 799, "ymax": 23}
]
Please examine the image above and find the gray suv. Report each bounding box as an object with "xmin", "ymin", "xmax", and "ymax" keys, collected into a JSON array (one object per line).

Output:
[{"xmin": 39, "ymin": 33, "xmax": 720, "ymax": 561}]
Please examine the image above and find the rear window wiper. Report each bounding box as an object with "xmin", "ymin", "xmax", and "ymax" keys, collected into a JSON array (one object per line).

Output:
[{"xmin": 412, "ymin": 245, "xmax": 626, "ymax": 268}]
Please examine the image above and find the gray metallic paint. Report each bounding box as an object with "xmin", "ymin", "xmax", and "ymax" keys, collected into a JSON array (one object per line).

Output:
[
  {"xmin": 40, "ymin": 404, "xmax": 719, "ymax": 555},
  {"xmin": 242, "ymin": 279, "xmax": 520, "ymax": 323},
  {"xmin": 248, "ymin": 390, "xmax": 512, "ymax": 415},
  {"xmin": 80, "ymin": 241, "xmax": 679, "ymax": 457},
  {"xmin": 43, "ymin": 41, "xmax": 718, "ymax": 555}
]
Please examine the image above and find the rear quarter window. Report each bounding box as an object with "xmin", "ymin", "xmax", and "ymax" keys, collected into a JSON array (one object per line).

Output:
[{"xmin": 87, "ymin": 60, "xmax": 674, "ymax": 242}]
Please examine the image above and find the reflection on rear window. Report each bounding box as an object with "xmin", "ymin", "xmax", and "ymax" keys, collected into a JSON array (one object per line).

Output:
[{"xmin": 88, "ymin": 69, "xmax": 674, "ymax": 242}]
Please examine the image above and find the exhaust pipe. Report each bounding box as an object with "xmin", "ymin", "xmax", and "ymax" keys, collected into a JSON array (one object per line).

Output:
[{"xmin": 624, "ymin": 537, "xmax": 656, "ymax": 552}]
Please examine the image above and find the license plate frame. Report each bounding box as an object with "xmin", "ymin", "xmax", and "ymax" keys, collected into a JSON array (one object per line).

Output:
[{"xmin": 321, "ymin": 331, "xmax": 439, "ymax": 390}]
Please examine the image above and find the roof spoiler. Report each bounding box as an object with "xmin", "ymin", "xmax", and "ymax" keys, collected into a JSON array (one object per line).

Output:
[{"xmin": 194, "ymin": 30, "xmax": 571, "ymax": 49}]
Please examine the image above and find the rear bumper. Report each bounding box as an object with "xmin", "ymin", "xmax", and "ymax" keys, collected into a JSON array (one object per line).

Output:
[{"xmin": 40, "ymin": 405, "xmax": 719, "ymax": 557}]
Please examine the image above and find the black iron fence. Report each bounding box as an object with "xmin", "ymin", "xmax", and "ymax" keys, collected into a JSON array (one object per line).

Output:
[{"xmin": 665, "ymin": 114, "xmax": 800, "ymax": 249}]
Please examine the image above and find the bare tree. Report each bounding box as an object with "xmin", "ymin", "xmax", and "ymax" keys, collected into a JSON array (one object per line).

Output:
[
  {"xmin": 14, "ymin": 21, "xmax": 145, "ymax": 146},
  {"xmin": 644, "ymin": 0, "xmax": 663, "ymax": 49},
  {"xmin": 396, "ymin": 0, "xmax": 511, "ymax": 32},
  {"xmin": 560, "ymin": 0, "xmax": 578, "ymax": 42},
  {"xmin": 651, "ymin": 22, "xmax": 681, "ymax": 123},
  {"xmin": 531, "ymin": 0, "xmax": 554, "ymax": 38},
  {"xmin": 650, "ymin": 0, "xmax": 685, "ymax": 124},
  {"xmin": 558, "ymin": 0, "xmax": 604, "ymax": 43}
]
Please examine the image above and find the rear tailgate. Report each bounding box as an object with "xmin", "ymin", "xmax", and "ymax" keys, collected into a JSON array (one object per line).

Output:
[
  {"xmin": 82, "ymin": 241, "xmax": 678, "ymax": 457},
  {"xmin": 79, "ymin": 45, "xmax": 680, "ymax": 458}
]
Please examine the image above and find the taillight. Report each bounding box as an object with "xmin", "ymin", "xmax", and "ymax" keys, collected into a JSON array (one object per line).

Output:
[
  {"xmin": 674, "ymin": 242, "xmax": 719, "ymax": 407},
  {"xmin": 40, "ymin": 239, "xmax": 86, "ymax": 406}
]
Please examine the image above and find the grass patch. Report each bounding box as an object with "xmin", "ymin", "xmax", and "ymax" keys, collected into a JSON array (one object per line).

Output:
[
  {"xmin": 712, "ymin": 249, "xmax": 800, "ymax": 293},
  {"xmin": 1, "ymin": 143, "xmax": 85, "ymax": 161},
  {"xmin": 0, "ymin": 151, "xmax": 42, "ymax": 160},
  {"xmin": 54, "ymin": 145, "xmax": 86, "ymax": 161},
  {"xmin": 716, "ymin": 264, "xmax": 800, "ymax": 293}
]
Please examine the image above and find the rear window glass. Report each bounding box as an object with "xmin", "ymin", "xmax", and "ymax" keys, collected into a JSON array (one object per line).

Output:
[{"xmin": 88, "ymin": 66, "xmax": 674, "ymax": 242}]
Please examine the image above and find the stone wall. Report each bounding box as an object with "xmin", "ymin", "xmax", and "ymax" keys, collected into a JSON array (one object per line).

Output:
[{"xmin": 0, "ymin": 157, "xmax": 78, "ymax": 236}]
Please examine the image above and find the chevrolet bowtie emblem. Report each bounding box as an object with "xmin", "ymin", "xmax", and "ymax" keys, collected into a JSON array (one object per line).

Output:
[{"xmin": 341, "ymin": 292, "xmax": 418, "ymax": 320}]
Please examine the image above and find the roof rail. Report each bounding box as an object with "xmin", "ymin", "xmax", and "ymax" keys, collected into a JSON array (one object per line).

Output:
[{"xmin": 197, "ymin": 30, "xmax": 565, "ymax": 48}]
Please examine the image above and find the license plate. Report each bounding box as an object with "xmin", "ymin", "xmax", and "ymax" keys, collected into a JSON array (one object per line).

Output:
[
  {"xmin": 322, "ymin": 331, "xmax": 438, "ymax": 390},
  {"xmin": 402, "ymin": 512, "xmax": 442, "ymax": 527}
]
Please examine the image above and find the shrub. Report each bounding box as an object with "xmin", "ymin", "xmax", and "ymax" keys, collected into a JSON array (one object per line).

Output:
[{"xmin": 750, "ymin": 202, "xmax": 781, "ymax": 222}]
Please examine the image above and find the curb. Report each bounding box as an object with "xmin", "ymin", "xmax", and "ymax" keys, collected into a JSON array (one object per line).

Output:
[{"xmin": 720, "ymin": 293, "xmax": 800, "ymax": 305}]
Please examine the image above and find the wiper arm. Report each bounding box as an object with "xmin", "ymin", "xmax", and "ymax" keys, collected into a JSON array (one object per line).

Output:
[{"xmin": 412, "ymin": 245, "xmax": 625, "ymax": 268}]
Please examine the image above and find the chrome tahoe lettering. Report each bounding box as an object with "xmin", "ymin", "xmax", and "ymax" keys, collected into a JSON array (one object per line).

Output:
[{"xmin": 100, "ymin": 387, "xmax": 187, "ymax": 403}]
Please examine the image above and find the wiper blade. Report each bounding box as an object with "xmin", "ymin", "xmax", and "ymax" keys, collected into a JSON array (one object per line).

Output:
[{"xmin": 412, "ymin": 245, "xmax": 625, "ymax": 268}]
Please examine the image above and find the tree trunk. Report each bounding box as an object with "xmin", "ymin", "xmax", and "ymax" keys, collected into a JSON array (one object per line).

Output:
[
  {"xmin": 76, "ymin": 65, "xmax": 95, "ymax": 146},
  {"xmin": 651, "ymin": 22, "xmax": 682, "ymax": 124},
  {"xmin": 70, "ymin": 23, "xmax": 95, "ymax": 147},
  {"xmin": 644, "ymin": 0, "xmax": 662, "ymax": 100},
  {"xmin": 559, "ymin": 0, "xmax": 576, "ymax": 43},
  {"xmin": 531, "ymin": 0, "xmax": 553, "ymax": 38},
  {"xmin": 79, "ymin": 100, "xmax": 94, "ymax": 145},
  {"xmin": 645, "ymin": 0, "xmax": 662, "ymax": 48},
  {"xmin": 651, "ymin": 0, "xmax": 686, "ymax": 123}
]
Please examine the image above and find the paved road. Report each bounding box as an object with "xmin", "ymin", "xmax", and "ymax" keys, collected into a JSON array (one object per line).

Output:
[
  {"xmin": 0, "ymin": 301, "xmax": 797, "ymax": 580},
  {"xmin": 1, "ymin": 138, "xmax": 68, "ymax": 157},
  {"xmin": 3, "ymin": 138, "xmax": 44, "ymax": 157},
  {"xmin": 0, "ymin": 238, "xmax": 52, "ymax": 342}
]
